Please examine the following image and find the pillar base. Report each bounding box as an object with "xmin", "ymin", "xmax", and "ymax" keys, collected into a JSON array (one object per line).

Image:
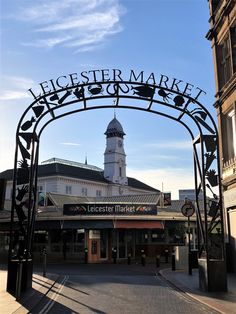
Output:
[
  {"xmin": 7, "ymin": 259, "xmax": 33, "ymax": 296},
  {"xmin": 198, "ymin": 258, "xmax": 227, "ymax": 292}
]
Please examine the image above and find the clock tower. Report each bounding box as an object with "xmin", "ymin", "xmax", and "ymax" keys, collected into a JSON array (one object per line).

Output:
[{"xmin": 104, "ymin": 116, "xmax": 128, "ymax": 186}]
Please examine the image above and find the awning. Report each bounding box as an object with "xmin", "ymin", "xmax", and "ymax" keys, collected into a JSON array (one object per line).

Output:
[
  {"xmin": 0, "ymin": 222, "xmax": 19, "ymax": 231},
  {"xmin": 35, "ymin": 221, "xmax": 61, "ymax": 230},
  {"xmin": 114, "ymin": 220, "xmax": 164, "ymax": 229},
  {"xmin": 62, "ymin": 220, "xmax": 114, "ymax": 229},
  {"xmin": 35, "ymin": 220, "xmax": 114, "ymax": 230},
  {"xmin": 35, "ymin": 220, "xmax": 164, "ymax": 230}
]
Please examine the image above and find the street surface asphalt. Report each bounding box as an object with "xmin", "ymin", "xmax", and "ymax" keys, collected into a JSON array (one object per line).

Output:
[{"xmin": 29, "ymin": 263, "xmax": 220, "ymax": 314}]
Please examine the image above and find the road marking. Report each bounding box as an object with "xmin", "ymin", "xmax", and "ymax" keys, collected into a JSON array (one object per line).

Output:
[{"xmin": 38, "ymin": 275, "xmax": 69, "ymax": 314}]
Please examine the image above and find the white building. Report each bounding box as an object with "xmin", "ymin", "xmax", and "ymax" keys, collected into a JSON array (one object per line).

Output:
[{"xmin": 1, "ymin": 116, "xmax": 159, "ymax": 201}]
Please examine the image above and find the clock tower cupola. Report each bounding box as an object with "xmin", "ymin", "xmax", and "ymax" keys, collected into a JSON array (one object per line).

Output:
[{"xmin": 104, "ymin": 116, "xmax": 128, "ymax": 185}]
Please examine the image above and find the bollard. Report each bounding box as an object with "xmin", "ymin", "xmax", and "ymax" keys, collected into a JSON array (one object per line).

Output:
[
  {"xmin": 15, "ymin": 257, "xmax": 23, "ymax": 301},
  {"xmin": 40, "ymin": 249, "xmax": 43, "ymax": 263},
  {"xmin": 84, "ymin": 248, "xmax": 88, "ymax": 264},
  {"xmin": 156, "ymin": 254, "xmax": 160, "ymax": 268},
  {"xmin": 141, "ymin": 250, "xmax": 146, "ymax": 266},
  {"xmin": 188, "ymin": 251, "xmax": 192, "ymax": 275},
  {"xmin": 43, "ymin": 248, "xmax": 47, "ymax": 277},
  {"xmin": 171, "ymin": 251, "xmax": 175, "ymax": 271},
  {"xmin": 112, "ymin": 248, "xmax": 117, "ymax": 264},
  {"xmin": 164, "ymin": 249, "xmax": 169, "ymax": 263},
  {"xmin": 127, "ymin": 253, "xmax": 131, "ymax": 265},
  {"xmin": 63, "ymin": 242, "xmax": 67, "ymax": 260}
]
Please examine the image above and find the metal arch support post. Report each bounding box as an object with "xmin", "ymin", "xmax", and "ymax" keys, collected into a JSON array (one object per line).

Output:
[{"xmin": 192, "ymin": 134, "xmax": 227, "ymax": 292}]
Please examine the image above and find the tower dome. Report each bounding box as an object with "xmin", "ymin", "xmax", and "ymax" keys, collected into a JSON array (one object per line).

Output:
[{"xmin": 104, "ymin": 117, "xmax": 126, "ymax": 138}]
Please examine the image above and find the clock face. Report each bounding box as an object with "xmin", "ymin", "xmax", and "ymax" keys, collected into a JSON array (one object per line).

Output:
[
  {"xmin": 119, "ymin": 186, "xmax": 123, "ymax": 195},
  {"xmin": 118, "ymin": 140, "xmax": 122, "ymax": 147}
]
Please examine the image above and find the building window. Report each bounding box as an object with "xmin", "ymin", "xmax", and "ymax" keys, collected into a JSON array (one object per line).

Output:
[
  {"xmin": 222, "ymin": 106, "xmax": 236, "ymax": 162},
  {"xmin": 217, "ymin": 25, "xmax": 236, "ymax": 89},
  {"xmin": 82, "ymin": 187, "xmax": 87, "ymax": 196},
  {"xmin": 66, "ymin": 186, "xmax": 72, "ymax": 195},
  {"xmin": 119, "ymin": 167, "xmax": 122, "ymax": 177},
  {"xmin": 212, "ymin": 0, "xmax": 221, "ymax": 13},
  {"xmin": 38, "ymin": 185, "xmax": 43, "ymax": 192},
  {"xmin": 96, "ymin": 190, "xmax": 102, "ymax": 197},
  {"xmin": 217, "ymin": 35, "xmax": 232, "ymax": 89},
  {"xmin": 217, "ymin": 24, "xmax": 236, "ymax": 90},
  {"xmin": 231, "ymin": 24, "xmax": 236, "ymax": 73},
  {"xmin": 151, "ymin": 229, "xmax": 165, "ymax": 243},
  {"xmin": 136, "ymin": 230, "xmax": 149, "ymax": 244}
]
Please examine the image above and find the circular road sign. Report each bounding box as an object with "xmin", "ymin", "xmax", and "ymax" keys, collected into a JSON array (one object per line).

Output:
[{"xmin": 181, "ymin": 203, "xmax": 195, "ymax": 217}]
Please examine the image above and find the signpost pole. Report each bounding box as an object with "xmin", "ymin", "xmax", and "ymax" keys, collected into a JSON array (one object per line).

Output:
[
  {"xmin": 188, "ymin": 216, "xmax": 192, "ymax": 275},
  {"xmin": 181, "ymin": 200, "xmax": 194, "ymax": 276}
]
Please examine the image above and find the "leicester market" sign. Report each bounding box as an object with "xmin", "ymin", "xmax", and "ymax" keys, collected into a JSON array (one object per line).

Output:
[
  {"xmin": 28, "ymin": 68, "xmax": 206, "ymax": 101},
  {"xmin": 63, "ymin": 203, "xmax": 158, "ymax": 216}
]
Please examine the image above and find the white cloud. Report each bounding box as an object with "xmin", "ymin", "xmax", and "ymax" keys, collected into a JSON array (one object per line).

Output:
[
  {"xmin": 37, "ymin": 9, "xmax": 120, "ymax": 33},
  {"xmin": 0, "ymin": 91, "xmax": 31, "ymax": 101},
  {"xmin": 5, "ymin": 77, "xmax": 34, "ymax": 89},
  {"xmin": 75, "ymin": 44, "xmax": 105, "ymax": 53},
  {"xmin": 0, "ymin": 76, "xmax": 34, "ymax": 101},
  {"xmin": 60, "ymin": 142, "xmax": 81, "ymax": 146},
  {"xmin": 19, "ymin": 0, "xmax": 109, "ymax": 23},
  {"xmin": 22, "ymin": 35, "xmax": 72, "ymax": 48},
  {"xmin": 66, "ymin": 25, "xmax": 123, "ymax": 48},
  {"xmin": 16, "ymin": 0, "xmax": 125, "ymax": 51},
  {"xmin": 127, "ymin": 167, "xmax": 194, "ymax": 200}
]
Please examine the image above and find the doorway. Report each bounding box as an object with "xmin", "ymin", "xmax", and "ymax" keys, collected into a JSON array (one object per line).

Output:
[
  {"xmin": 100, "ymin": 229, "xmax": 108, "ymax": 260},
  {"xmin": 113, "ymin": 230, "xmax": 135, "ymax": 259}
]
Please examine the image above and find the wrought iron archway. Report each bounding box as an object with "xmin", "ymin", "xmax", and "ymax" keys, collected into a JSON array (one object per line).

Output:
[{"xmin": 7, "ymin": 72, "xmax": 227, "ymax": 293}]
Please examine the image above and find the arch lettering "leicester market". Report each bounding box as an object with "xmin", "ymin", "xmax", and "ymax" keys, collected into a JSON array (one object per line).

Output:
[{"xmin": 28, "ymin": 69, "xmax": 206, "ymax": 101}]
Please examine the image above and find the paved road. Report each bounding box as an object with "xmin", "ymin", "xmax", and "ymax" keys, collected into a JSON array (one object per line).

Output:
[{"xmin": 31, "ymin": 264, "xmax": 219, "ymax": 314}]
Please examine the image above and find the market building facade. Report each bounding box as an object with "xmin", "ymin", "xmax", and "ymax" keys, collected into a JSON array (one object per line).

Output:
[
  {"xmin": 207, "ymin": 0, "xmax": 236, "ymax": 272},
  {"xmin": 0, "ymin": 192, "xmax": 198, "ymax": 264},
  {"xmin": 0, "ymin": 117, "xmax": 197, "ymax": 264}
]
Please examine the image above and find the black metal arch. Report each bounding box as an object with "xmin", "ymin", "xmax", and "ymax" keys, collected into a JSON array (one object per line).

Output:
[{"xmin": 8, "ymin": 78, "xmax": 226, "ymax": 293}]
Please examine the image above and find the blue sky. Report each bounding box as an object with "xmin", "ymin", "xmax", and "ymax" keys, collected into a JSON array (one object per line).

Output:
[{"xmin": 0, "ymin": 0, "xmax": 215, "ymax": 199}]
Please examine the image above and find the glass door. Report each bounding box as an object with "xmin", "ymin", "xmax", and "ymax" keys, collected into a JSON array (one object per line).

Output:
[
  {"xmin": 113, "ymin": 230, "xmax": 136, "ymax": 259},
  {"xmin": 126, "ymin": 230, "xmax": 135, "ymax": 258}
]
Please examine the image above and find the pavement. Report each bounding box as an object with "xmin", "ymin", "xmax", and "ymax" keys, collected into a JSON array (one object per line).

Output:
[
  {"xmin": 0, "ymin": 263, "xmax": 235, "ymax": 314},
  {"xmin": 159, "ymin": 268, "xmax": 236, "ymax": 314},
  {"xmin": 0, "ymin": 268, "xmax": 59, "ymax": 314}
]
